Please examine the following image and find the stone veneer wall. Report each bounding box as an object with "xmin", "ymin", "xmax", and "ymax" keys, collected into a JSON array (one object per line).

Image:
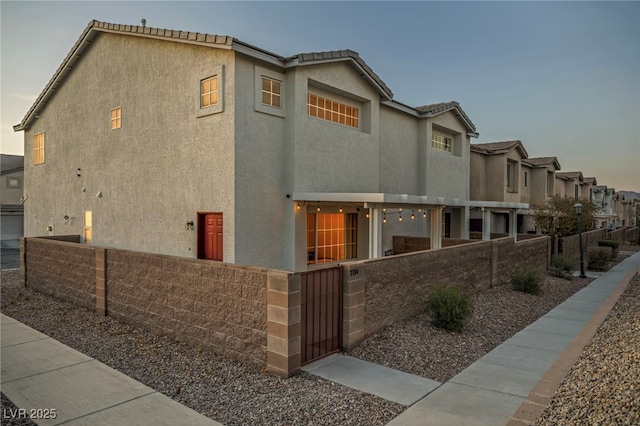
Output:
[
  {"xmin": 559, "ymin": 228, "xmax": 605, "ymax": 264},
  {"xmin": 392, "ymin": 236, "xmax": 475, "ymax": 254},
  {"xmin": 22, "ymin": 236, "xmax": 96, "ymax": 310},
  {"xmin": 106, "ymin": 249, "xmax": 268, "ymax": 367},
  {"xmin": 20, "ymin": 237, "xmax": 300, "ymax": 375},
  {"xmin": 341, "ymin": 236, "xmax": 549, "ymax": 348}
]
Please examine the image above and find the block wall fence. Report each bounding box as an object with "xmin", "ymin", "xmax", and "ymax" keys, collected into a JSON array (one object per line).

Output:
[{"xmin": 22, "ymin": 230, "xmax": 634, "ymax": 376}]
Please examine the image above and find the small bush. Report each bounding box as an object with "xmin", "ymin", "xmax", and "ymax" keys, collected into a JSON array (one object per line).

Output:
[
  {"xmin": 511, "ymin": 267, "xmax": 543, "ymax": 295},
  {"xmin": 550, "ymin": 255, "xmax": 576, "ymax": 279},
  {"xmin": 427, "ymin": 286, "xmax": 473, "ymax": 332},
  {"xmin": 598, "ymin": 240, "xmax": 619, "ymax": 257},
  {"xmin": 588, "ymin": 247, "xmax": 612, "ymax": 271}
]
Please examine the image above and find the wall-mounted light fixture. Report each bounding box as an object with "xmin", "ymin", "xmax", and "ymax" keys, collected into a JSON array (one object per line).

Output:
[
  {"xmin": 96, "ymin": 191, "xmax": 102, "ymax": 198},
  {"xmin": 186, "ymin": 221, "xmax": 194, "ymax": 231}
]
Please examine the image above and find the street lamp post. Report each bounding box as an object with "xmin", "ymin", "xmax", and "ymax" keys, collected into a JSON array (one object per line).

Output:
[{"xmin": 574, "ymin": 202, "xmax": 587, "ymax": 278}]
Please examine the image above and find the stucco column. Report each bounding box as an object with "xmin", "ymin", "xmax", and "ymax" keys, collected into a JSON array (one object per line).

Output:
[
  {"xmin": 462, "ymin": 206, "xmax": 470, "ymax": 239},
  {"xmin": 430, "ymin": 206, "xmax": 443, "ymax": 249},
  {"xmin": 509, "ymin": 209, "xmax": 518, "ymax": 239},
  {"xmin": 482, "ymin": 207, "xmax": 491, "ymax": 240},
  {"xmin": 368, "ymin": 207, "xmax": 382, "ymax": 259}
]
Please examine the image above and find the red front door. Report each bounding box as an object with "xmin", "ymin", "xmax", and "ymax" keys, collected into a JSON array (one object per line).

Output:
[{"xmin": 199, "ymin": 213, "xmax": 223, "ymax": 261}]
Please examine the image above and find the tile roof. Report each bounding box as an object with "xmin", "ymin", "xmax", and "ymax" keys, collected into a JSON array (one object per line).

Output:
[
  {"xmin": 285, "ymin": 49, "xmax": 393, "ymax": 99},
  {"xmin": 583, "ymin": 176, "xmax": 597, "ymax": 185},
  {"xmin": 522, "ymin": 156, "xmax": 561, "ymax": 170},
  {"xmin": 1, "ymin": 154, "xmax": 24, "ymax": 175},
  {"xmin": 14, "ymin": 20, "xmax": 395, "ymax": 131},
  {"xmin": 556, "ymin": 171, "xmax": 583, "ymax": 181},
  {"xmin": 415, "ymin": 101, "xmax": 477, "ymax": 133},
  {"xmin": 470, "ymin": 140, "xmax": 528, "ymax": 158}
]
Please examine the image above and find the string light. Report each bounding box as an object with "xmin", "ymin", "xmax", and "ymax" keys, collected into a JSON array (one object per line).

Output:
[
  {"xmin": 411, "ymin": 210, "xmax": 415, "ymax": 220},
  {"xmin": 383, "ymin": 213, "xmax": 387, "ymax": 223},
  {"xmin": 339, "ymin": 207, "xmax": 343, "ymax": 213},
  {"xmin": 297, "ymin": 202, "xmax": 301, "ymax": 210}
]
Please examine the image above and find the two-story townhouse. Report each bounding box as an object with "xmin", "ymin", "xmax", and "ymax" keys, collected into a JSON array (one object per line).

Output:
[
  {"xmin": 14, "ymin": 20, "xmax": 479, "ymax": 271},
  {"xmin": 0, "ymin": 154, "xmax": 25, "ymax": 247},
  {"xmin": 469, "ymin": 141, "xmax": 530, "ymax": 237},
  {"xmin": 519, "ymin": 156, "xmax": 562, "ymax": 233},
  {"xmin": 591, "ymin": 185, "xmax": 613, "ymax": 228},
  {"xmin": 555, "ymin": 171, "xmax": 585, "ymax": 199}
]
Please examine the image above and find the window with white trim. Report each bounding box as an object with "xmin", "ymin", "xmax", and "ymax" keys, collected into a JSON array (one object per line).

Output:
[
  {"xmin": 33, "ymin": 132, "xmax": 45, "ymax": 165},
  {"xmin": 432, "ymin": 132, "xmax": 452, "ymax": 152}
]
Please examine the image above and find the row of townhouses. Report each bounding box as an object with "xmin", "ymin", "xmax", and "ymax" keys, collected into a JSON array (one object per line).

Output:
[{"xmin": 12, "ymin": 21, "xmax": 637, "ymax": 272}]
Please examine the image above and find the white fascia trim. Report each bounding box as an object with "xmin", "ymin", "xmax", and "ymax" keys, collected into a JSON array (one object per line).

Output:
[
  {"xmin": 232, "ymin": 42, "xmax": 283, "ymax": 67},
  {"xmin": 381, "ymin": 100, "xmax": 419, "ymax": 116},
  {"xmin": 468, "ymin": 201, "xmax": 530, "ymax": 209},
  {"xmin": 292, "ymin": 192, "xmax": 467, "ymax": 207}
]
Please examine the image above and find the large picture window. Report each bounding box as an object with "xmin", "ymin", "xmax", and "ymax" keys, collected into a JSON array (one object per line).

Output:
[
  {"xmin": 307, "ymin": 213, "xmax": 357, "ymax": 265},
  {"xmin": 432, "ymin": 132, "xmax": 452, "ymax": 152},
  {"xmin": 307, "ymin": 93, "xmax": 359, "ymax": 128}
]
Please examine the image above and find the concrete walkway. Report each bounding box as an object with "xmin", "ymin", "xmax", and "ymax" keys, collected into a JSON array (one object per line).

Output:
[
  {"xmin": 0, "ymin": 314, "xmax": 222, "ymax": 426},
  {"xmin": 2, "ymin": 252, "xmax": 638, "ymax": 425},
  {"xmin": 303, "ymin": 252, "xmax": 640, "ymax": 426}
]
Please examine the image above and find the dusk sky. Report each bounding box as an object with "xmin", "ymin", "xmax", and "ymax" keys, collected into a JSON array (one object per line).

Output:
[{"xmin": 2, "ymin": 1, "xmax": 639, "ymax": 191}]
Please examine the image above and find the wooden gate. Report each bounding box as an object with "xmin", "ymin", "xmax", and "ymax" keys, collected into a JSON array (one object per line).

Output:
[{"xmin": 300, "ymin": 266, "xmax": 343, "ymax": 365}]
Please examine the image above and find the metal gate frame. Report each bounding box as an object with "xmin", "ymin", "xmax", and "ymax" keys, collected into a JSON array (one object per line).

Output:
[{"xmin": 300, "ymin": 266, "xmax": 343, "ymax": 365}]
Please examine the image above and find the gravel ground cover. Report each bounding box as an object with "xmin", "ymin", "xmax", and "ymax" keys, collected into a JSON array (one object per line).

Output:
[
  {"xmin": 1, "ymin": 244, "xmax": 637, "ymax": 425},
  {"xmin": 0, "ymin": 270, "xmax": 403, "ymax": 426},
  {"xmin": 536, "ymin": 272, "xmax": 640, "ymax": 425},
  {"xmin": 350, "ymin": 274, "xmax": 593, "ymax": 382}
]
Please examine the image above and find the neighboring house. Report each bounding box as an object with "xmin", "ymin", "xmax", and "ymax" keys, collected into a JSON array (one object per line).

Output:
[
  {"xmin": 0, "ymin": 154, "xmax": 24, "ymax": 247},
  {"xmin": 554, "ymin": 171, "xmax": 585, "ymax": 199},
  {"xmin": 14, "ymin": 20, "xmax": 482, "ymax": 271},
  {"xmin": 469, "ymin": 141, "xmax": 530, "ymax": 236},
  {"xmin": 612, "ymin": 193, "xmax": 633, "ymax": 227},
  {"xmin": 591, "ymin": 185, "xmax": 616, "ymax": 229},
  {"xmin": 520, "ymin": 156, "xmax": 562, "ymax": 233}
]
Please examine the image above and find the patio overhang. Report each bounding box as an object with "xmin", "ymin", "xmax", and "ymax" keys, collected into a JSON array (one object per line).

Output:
[{"xmin": 291, "ymin": 192, "xmax": 466, "ymax": 208}]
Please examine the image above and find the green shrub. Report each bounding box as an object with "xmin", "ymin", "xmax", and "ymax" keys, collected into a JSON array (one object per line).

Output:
[
  {"xmin": 427, "ymin": 286, "xmax": 473, "ymax": 332},
  {"xmin": 597, "ymin": 240, "xmax": 619, "ymax": 257},
  {"xmin": 588, "ymin": 247, "xmax": 612, "ymax": 271},
  {"xmin": 550, "ymin": 255, "xmax": 576, "ymax": 279},
  {"xmin": 511, "ymin": 267, "xmax": 543, "ymax": 295}
]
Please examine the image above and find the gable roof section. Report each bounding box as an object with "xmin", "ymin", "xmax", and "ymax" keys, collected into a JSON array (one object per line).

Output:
[
  {"xmin": 583, "ymin": 176, "xmax": 597, "ymax": 185},
  {"xmin": 522, "ymin": 156, "xmax": 561, "ymax": 170},
  {"xmin": 285, "ymin": 50, "xmax": 393, "ymax": 100},
  {"xmin": 471, "ymin": 140, "xmax": 528, "ymax": 159},
  {"xmin": 14, "ymin": 20, "xmax": 394, "ymax": 131},
  {"xmin": 1, "ymin": 154, "xmax": 24, "ymax": 175},
  {"xmin": 556, "ymin": 171, "xmax": 584, "ymax": 182}
]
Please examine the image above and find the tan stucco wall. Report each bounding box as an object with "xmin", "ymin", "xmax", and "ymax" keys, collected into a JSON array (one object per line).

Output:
[{"xmin": 23, "ymin": 33, "xmax": 236, "ymax": 261}]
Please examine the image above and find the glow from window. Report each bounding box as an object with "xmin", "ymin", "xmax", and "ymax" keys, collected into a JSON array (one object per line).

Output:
[{"xmin": 307, "ymin": 93, "xmax": 358, "ymax": 128}]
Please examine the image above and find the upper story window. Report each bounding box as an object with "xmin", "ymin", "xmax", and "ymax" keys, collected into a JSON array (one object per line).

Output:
[
  {"xmin": 524, "ymin": 170, "xmax": 529, "ymax": 188},
  {"xmin": 33, "ymin": 132, "xmax": 45, "ymax": 165},
  {"xmin": 261, "ymin": 77, "xmax": 281, "ymax": 108},
  {"xmin": 7, "ymin": 177, "xmax": 21, "ymax": 189},
  {"xmin": 197, "ymin": 66, "xmax": 224, "ymax": 118},
  {"xmin": 506, "ymin": 159, "xmax": 519, "ymax": 192},
  {"xmin": 432, "ymin": 132, "xmax": 452, "ymax": 152},
  {"xmin": 307, "ymin": 93, "xmax": 359, "ymax": 128},
  {"xmin": 201, "ymin": 76, "xmax": 218, "ymax": 108},
  {"xmin": 111, "ymin": 107, "xmax": 121, "ymax": 130}
]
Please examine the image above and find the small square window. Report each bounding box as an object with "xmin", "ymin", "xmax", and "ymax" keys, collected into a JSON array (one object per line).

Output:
[
  {"xmin": 7, "ymin": 177, "xmax": 21, "ymax": 189},
  {"xmin": 111, "ymin": 107, "xmax": 121, "ymax": 130}
]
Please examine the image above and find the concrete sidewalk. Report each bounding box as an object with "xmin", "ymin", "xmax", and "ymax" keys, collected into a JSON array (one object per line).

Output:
[
  {"xmin": 1, "ymin": 314, "xmax": 222, "ymax": 426},
  {"xmin": 301, "ymin": 252, "xmax": 640, "ymax": 426}
]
